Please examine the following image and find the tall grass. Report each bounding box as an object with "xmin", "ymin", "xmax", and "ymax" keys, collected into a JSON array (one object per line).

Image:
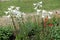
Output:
[{"xmin": 14, "ymin": 14, "xmax": 60, "ymax": 40}]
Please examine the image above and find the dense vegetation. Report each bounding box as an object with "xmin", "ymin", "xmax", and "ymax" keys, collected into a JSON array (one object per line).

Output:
[
  {"xmin": 0, "ymin": 26, "xmax": 15, "ymax": 40},
  {"xmin": 0, "ymin": 0, "xmax": 60, "ymax": 40}
]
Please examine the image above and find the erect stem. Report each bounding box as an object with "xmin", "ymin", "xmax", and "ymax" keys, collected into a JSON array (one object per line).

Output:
[{"xmin": 10, "ymin": 15, "xmax": 19, "ymax": 34}]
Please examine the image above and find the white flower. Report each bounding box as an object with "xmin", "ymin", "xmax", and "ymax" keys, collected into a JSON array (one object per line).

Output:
[
  {"xmin": 48, "ymin": 16, "xmax": 51, "ymax": 19},
  {"xmin": 4, "ymin": 11, "xmax": 8, "ymax": 14},
  {"xmin": 8, "ymin": 8, "xmax": 12, "ymax": 11},
  {"xmin": 12, "ymin": 10, "xmax": 16, "ymax": 12},
  {"xmin": 34, "ymin": 7, "xmax": 37, "ymax": 10},
  {"xmin": 40, "ymin": 5, "xmax": 42, "ymax": 7},
  {"xmin": 7, "ymin": 15, "xmax": 10, "ymax": 18},
  {"xmin": 16, "ymin": 7, "xmax": 20, "ymax": 10},
  {"xmin": 33, "ymin": 1, "xmax": 43, "ymax": 10},
  {"xmin": 42, "ymin": 10, "xmax": 47, "ymax": 13},
  {"xmin": 42, "ymin": 15, "xmax": 44, "ymax": 18},
  {"xmin": 48, "ymin": 11, "xmax": 53, "ymax": 15},
  {"xmin": 39, "ymin": 1, "xmax": 42, "ymax": 4},
  {"xmin": 42, "ymin": 10, "xmax": 52, "ymax": 19},
  {"xmin": 37, "ymin": 9, "xmax": 41, "ymax": 15},
  {"xmin": 10, "ymin": 6, "xmax": 14, "ymax": 9},
  {"xmin": 42, "ymin": 10, "xmax": 49, "ymax": 18},
  {"xmin": 42, "ymin": 10, "xmax": 47, "ymax": 16},
  {"xmin": 33, "ymin": 3, "xmax": 36, "ymax": 6},
  {"xmin": 16, "ymin": 13, "xmax": 21, "ymax": 18},
  {"xmin": 37, "ymin": 9, "xmax": 41, "ymax": 12},
  {"xmin": 12, "ymin": 10, "xmax": 21, "ymax": 15}
]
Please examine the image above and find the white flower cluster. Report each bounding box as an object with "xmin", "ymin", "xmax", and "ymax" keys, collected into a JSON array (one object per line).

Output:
[
  {"xmin": 33, "ymin": 1, "xmax": 53, "ymax": 19},
  {"xmin": 33, "ymin": 1, "xmax": 42, "ymax": 15},
  {"xmin": 42, "ymin": 10, "xmax": 53, "ymax": 19},
  {"xmin": 4, "ymin": 6, "xmax": 26, "ymax": 18},
  {"xmin": 33, "ymin": 1, "xmax": 42, "ymax": 10}
]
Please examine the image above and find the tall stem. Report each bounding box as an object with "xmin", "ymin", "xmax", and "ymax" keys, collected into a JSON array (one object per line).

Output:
[{"xmin": 11, "ymin": 15, "xmax": 19, "ymax": 34}]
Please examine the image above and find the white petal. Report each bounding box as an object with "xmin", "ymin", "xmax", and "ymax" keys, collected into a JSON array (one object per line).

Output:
[
  {"xmin": 8, "ymin": 8, "xmax": 12, "ymax": 11},
  {"xmin": 16, "ymin": 7, "xmax": 20, "ymax": 10},
  {"xmin": 39, "ymin": 1, "xmax": 42, "ymax": 4},
  {"xmin": 37, "ymin": 9, "xmax": 41, "ymax": 15},
  {"xmin": 33, "ymin": 3, "xmax": 36, "ymax": 6},
  {"xmin": 16, "ymin": 13, "xmax": 21, "ymax": 18},
  {"xmin": 42, "ymin": 10, "xmax": 47, "ymax": 13},
  {"xmin": 12, "ymin": 10, "xmax": 21, "ymax": 15},
  {"xmin": 40, "ymin": 5, "xmax": 42, "ymax": 7},
  {"xmin": 42, "ymin": 15, "xmax": 44, "ymax": 18},
  {"xmin": 10, "ymin": 6, "xmax": 14, "ymax": 9},
  {"xmin": 34, "ymin": 7, "xmax": 37, "ymax": 10},
  {"xmin": 4, "ymin": 11, "xmax": 8, "ymax": 14},
  {"xmin": 37, "ymin": 9, "xmax": 41, "ymax": 12},
  {"xmin": 48, "ymin": 11, "xmax": 53, "ymax": 15},
  {"xmin": 13, "ymin": 10, "xmax": 16, "ymax": 12},
  {"xmin": 48, "ymin": 16, "xmax": 51, "ymax": 19},
  {"xmin": 12, "ymin": 10, "xmax": 17, "ymax": 14},
  {"xmin": 42, "ymin": 10, "xmax": 45, "ymax": 13}
]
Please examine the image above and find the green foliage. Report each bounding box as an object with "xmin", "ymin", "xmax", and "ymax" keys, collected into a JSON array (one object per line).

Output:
[
  {"xmin": 45, "ymin": 17, "xmax": 60, "ymax": 40},
  {"xmin": 16, "ymin": 17, "xmax": 43, "ymax": 40},
  {"xmin": 16, "ymin": 16, "xmax": 60, "ymax": 40},
  {"xmin": 0, "ymin": 26, "xmax": 13, "ymax": 40}
]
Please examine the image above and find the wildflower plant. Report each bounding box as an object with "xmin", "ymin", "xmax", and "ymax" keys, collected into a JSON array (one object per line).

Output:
[
  {"xmin": 33, "ymin": 1, "xmax": 53, "ymax": 19},
  {"xmin": 33, "ymin": 1, "xmax": 60, "ymax": 40},
  {"xmin": 4, "ymin": 6, "xmax": 26, "ymax": 34}
]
